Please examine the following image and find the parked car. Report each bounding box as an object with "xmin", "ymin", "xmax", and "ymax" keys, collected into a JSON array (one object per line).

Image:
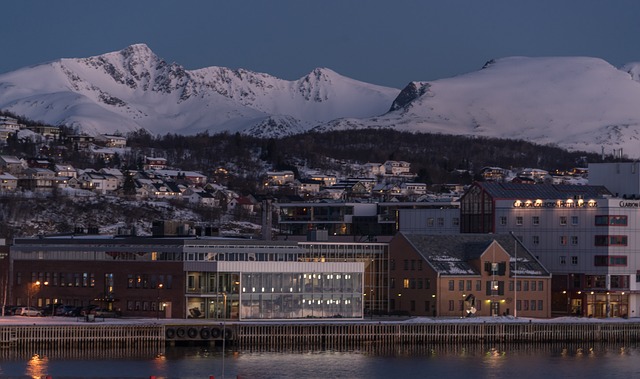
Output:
[
  {"xmin": 91, "ymin": 307, "xmax": 120, "ymax": 318},
  {"xmin": 15, "ymin": 307, "xmax": 42, "ymax": 317}
]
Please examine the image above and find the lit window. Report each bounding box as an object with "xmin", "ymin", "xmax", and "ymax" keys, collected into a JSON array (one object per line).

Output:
[{"xmin": 560, "ymin": 216, "xmax": 567, "ymax": 225}]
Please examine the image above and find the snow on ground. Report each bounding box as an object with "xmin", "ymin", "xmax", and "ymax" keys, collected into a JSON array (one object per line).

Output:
[{"xmin": 0, "ymin": 315, "xmax": 637, "ymax": 326}]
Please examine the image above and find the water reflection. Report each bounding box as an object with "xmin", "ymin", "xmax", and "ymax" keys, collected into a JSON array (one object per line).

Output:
[
  {"xmin": 1, "ymin": 342, "xmax": 640, "ymax": 379},
  {"xmin": 25, "ymin": 353, "xmax": 49, "ymax": 379}
]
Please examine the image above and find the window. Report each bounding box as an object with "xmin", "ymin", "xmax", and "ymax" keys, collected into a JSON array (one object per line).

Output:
[
  {"xmin": 452, "ymin": 218, "xmax": 460, "ymax": 226},
  {"xmin": 571, "ymin": 256, "xmax": 578, "ymax": 265},
  {"xmin": 560, "ymin": 236, "xmax": 567, "ymax": 245},
  {"xmin": 403, "ymin": 279, "xmax": 410, "ymax": 289},
  {"xmin": 523, "ymin": 300, "xmax": 529, "ymax": 311},
  {"xmin": 531, "ymin": 300, "xmax": 536, "ymax": 311},
  {"xmin": 523, "ymin": 281, "xmax": 529, "ymax": 291},
  {"xmin": 532, "ymin": 216, "xmax": 540, "ymax": 226},
  {"xmin": 390, "ymin": 278, "xmax": 395, "ymax": 289},
  {"xmin": 538, "ymin": 281, "xmax": 543, "ymax": 291},
  {"xmin": 404, "ymin": 260, "xmax": 409, "ymax": 270},
  {"xmin": 571, "ymin": 216, "xmax": 579, "ymax": 225},
  {"xmin": 560, "ymin": 256, "xmax": 566, "ymax": 265},
  {"xmin": 509, "ymin": 280, "xmax": 514, "ymax": 291},
  {"xmin": 411, "ymin": 260, "xmax": 416, "ymax": 271},
  {"xmin": 424, "ymin": 301, "xmax": 431, "ymax": 312},
  {"xmin": 410, "ymin": 300, "xmax": 416, "ymax": 311},
  {"xmin": 500, "ymin": 216, "xmax": 507, "ymax": 225},
  {"xmin": 437, "ymin": 218, "xmax": 444, "ymax": 227},
  {"xmin": 475, "ymin": 280, "xmax": 481, "ymax": 291},
  {"xmin": 410, "ymin": 278, "xmax": 416, "ymax": 289},
  {"xmin": 532, "ymin": 235, "xmax": 539, "ymax": 245},
  {"xmin": 571, "ymin": 236, "xmax": 578, "ymax": 245},
  {"xmin": 466, "ymin": 280, "xmax": 472, "ymax": 291},
  {"xmin": 425, "ymin": 278, "xmax": 430, "ymax": 289},
  {"xmin": 390, "ymin": 260, "xmax": 395, "ymax": 271},
  {"xmin": 594, "ymin": 255, "xmax": 627, "ymax": 267},
  {"xmin": 516, "ymin": 216, "xmax": 523, "ymax": 225},
  {"xmin": 458, "ymin": 280, "xmax": 464, "ymax": 291},
  {"xmin": 531, "ymin": 281, "xmax": 537, "ymax": 291},
  {"xmin": 417, "ymin": 279, "xmax": 423, "ymax": 289},
  {"xmin": 516, "ymin": 300, "xmax": 521, "ymax": 311},
  {"xmin": 594, "ymin": 235, "xmax": 628, "ymax": 246},
  {"xmin": 448, "ymin": 280, "xmax": 454, "ymax": 291},
  {"xmin": 595, "ymin": 215, "xmax": 628, "ymax": 226},
  {"xmin": 418, "ymin": 261, "xmax": 423, "ymax": 271},
  {"xmin": 449, "ymin": 300, "xmax": 455, "ymax": 311},
  {"xmin": 459, "ymin": 300, "xmax": 464, "ymax": 312},
  {"xmin": 560, "ymin": 216, "xmax": 567, "ymax": 225},
  {"xmin": 538, "ymin": 300, "xmax": 543, "ymax": 311},
  {"xmin": 427, "ymin": 218, "xmax": 435, "ymax": 227}
]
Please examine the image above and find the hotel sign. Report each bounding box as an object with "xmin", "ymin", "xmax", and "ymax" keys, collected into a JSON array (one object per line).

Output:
[
  {"xmin": 619, "ymin": 201, "xmax": 640, "ymax": 208},
  {"xmin": 513, "ymin": 199, "xmax": 597, "ymax": 208}
]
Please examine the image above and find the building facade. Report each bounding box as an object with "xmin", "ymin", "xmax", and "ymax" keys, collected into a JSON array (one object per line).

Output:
[
  {"xmin": 389, "ymin": 233, "xmax": 551, "ymax": 318},
  {"xmin": 10, "ymin": 237, "xmax": 365, "ymax": 320}
]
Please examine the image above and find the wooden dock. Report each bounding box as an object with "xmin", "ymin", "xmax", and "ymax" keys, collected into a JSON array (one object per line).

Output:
[{"xmin": 3, "ymin": 321, "xmax": 640, "ymax": 350}]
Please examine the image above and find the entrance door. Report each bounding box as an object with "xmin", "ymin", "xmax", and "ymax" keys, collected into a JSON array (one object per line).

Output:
[{"xmin": 491, "ymin": 301, "xmax": 500, "ymax": 316}]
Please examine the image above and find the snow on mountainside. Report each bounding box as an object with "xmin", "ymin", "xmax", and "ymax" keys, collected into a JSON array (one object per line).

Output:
[
  {"xmin": 0, "ymin": 44, "xmax": 399, "ymax": 137},
  {"xmin": 5, "ymin": 47, "xmax": 640, "ymax": 157},
  {"xmin": 316, "ymin": 57, "xmax": 640, "ymax": 157}
]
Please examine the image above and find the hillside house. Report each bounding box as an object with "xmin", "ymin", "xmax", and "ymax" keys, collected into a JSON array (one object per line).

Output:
[
  {"xmin": 384, "ymin": 160, "xmax": 411, "ymax": 176},
  {"xmin": 309, "ymin": 174, "xmax": 337, "ymax": 187},
  {"xmin": 153, "ymin": 169, "xmax": 208, "ymax": 185},
  {"xmin": 66, "ymin": 135, "xmax": 95, "ymax": 149},
  {"xmin": 144, "ymin": 157, "xmax": 168, "ymax": 170},
  {"xmin": 183, "ymin": 189, "xmax": 219, "ymax": 208},
  {"xmin": 0, "ymin": 172, "xmax": 18, "ymax": 192},
  {"xmin": 95, "ymin": 134, "xmax": 127, "ymax": 148},
  {"xmin": 0, "ymin": 155, "xmax": 26, "ymax": 175},
  {"xmin": 19, "ymin": 168, "xmax": 56, "ymax": 192},
  {"xmin": 296, "ymin": 179, "xmax": 323, "ymax": 194},
  {"xmin": 363, "ymin": 162, "xmax": 386, "ymax": 177},
  {"xmin": 266, "ymin": 171, "xmax": 295, "ymax": 186},
  {"xmin": 55, "ymin": 164, "xmax": 77, "ymax": 178},
  {"xmin": 26, "ymin": 125, "xmax": 60, "ymax": 139},
  {"xmin": 79, "ymin": 171, "xmax": 119, "ymax": 194}
]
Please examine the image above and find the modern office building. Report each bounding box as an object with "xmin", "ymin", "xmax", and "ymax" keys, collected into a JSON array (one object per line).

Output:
[{"xmin": 9, "ymin": 236, "xmax": 364, "ymax": 320}]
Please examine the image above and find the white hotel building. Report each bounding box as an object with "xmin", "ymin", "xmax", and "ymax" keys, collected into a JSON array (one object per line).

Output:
[{"xmin": 400, "ymin": 163, "xmax": 640, "ymax": 318}]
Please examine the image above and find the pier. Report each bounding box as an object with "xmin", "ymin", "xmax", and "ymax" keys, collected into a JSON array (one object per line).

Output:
[{"xmin": 2, "ymin": 320, "xmax": 640, "ymax": 350}]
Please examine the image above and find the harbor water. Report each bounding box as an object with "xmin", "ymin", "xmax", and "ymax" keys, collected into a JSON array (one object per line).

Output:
[{"xmin": 1, "ymin": 342, "xmax": 640, "ymax": 379}]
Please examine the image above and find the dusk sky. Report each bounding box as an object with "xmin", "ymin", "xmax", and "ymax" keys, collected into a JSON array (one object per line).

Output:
[{"xmin": 2, "ymin": 1, "xmax": 640, "ymax": 88}]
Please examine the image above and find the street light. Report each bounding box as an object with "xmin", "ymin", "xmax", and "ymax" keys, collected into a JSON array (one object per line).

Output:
[
  {"xmin": 156, "ymin": 283, "xmax": 163, "ymax": 319},
  {"xmin": 28, "ymin": 281, "xmax": 47, "ymax": 309}
]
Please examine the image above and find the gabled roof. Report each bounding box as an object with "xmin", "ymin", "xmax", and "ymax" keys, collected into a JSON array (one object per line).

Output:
[
  {"xmin": 400, "ymin": 232, "xmax": 550, "ymax": 277},
  {"xmin": 471, "ymin": 181, "xmax": 611, "ymax": 200}
]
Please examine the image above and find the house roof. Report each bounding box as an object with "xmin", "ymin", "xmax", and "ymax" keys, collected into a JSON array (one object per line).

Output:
[
  {"xmin": 400, "ymin": 232, "xmax": 550, "ymax": 277},
  {"xmin": 472, "ymin": 181, "xmax": 611, "ymax": 200}
]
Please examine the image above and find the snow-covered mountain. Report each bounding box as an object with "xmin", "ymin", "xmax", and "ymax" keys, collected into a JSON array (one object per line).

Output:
[
  {"xmin": 317, "ymin": 56, "xmax": 640, "ymax": 157},
  {"xmin": 0, "ymin": 44, "xmax": 399, "ymax": 137},
  {"xmin": 4, "ymin": 46, "xmax": 640, "ymax": 157}
]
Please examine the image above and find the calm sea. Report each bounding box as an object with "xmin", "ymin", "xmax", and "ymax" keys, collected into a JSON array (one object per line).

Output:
[{"xmin": 0, "ymin": 342, "xmax": 639, "ymax": 379}]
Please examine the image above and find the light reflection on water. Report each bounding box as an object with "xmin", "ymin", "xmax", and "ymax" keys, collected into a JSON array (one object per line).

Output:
[{"xmin": 1, "ymin": 343, "xmax": 640, "ymax": 379}]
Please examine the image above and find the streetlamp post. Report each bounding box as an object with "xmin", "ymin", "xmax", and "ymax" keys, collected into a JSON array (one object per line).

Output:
[
  {"xmin": 156, "ymin": 283, "xmax": 163, "ymax": 319},
  {"xmin": 28, "ymin": 281, "xmax": 47, "ymax": 309}
]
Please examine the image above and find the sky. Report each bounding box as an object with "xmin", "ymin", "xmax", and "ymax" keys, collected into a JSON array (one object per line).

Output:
[{"xmin": 2, "ymin": 1, "xmax": 640, "ymax": 88}]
